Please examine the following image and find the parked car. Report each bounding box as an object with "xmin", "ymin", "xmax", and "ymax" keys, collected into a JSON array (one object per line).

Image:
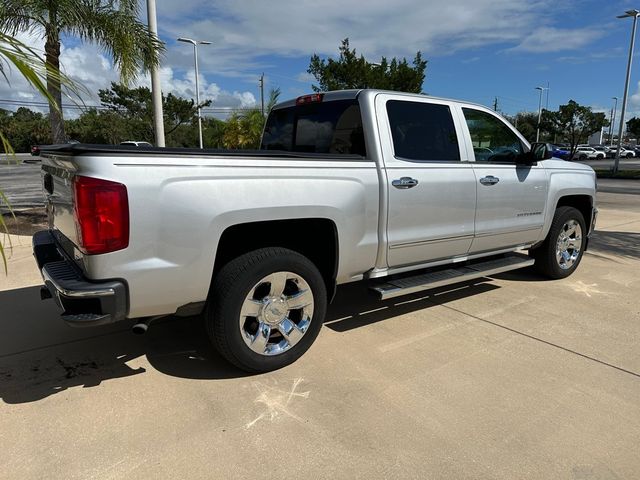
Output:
[
  {"xmin": 609, "ymin": 146, "xmax": 635, "ymax": 158},
  {"xmin": 33, "ymin": 89, "xmax": 598, "ymax": 372},
  {"xmin": 593, "ymin": 146, "xmax": 610, "ymax": 158},
  {"xmin": 120, "ymin": 141, "xmax": 154, "ymax": 147},
  {"xmin": 573, "ymin": 146, "xmax": 605, "ymax": 160},
  {"xmin": 551, "ymin": 145, "xmax": 570, "ymax": 160}
]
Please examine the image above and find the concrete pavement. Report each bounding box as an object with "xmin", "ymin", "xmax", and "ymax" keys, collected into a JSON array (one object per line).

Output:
[{"xmin": 0, "ymin": 187, "xmax": 639, "ymax": 479}]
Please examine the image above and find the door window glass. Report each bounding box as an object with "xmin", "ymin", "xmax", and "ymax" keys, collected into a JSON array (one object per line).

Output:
[
  {"xmin": 463, "ymin": 108, "xmax": 524, "ymax": 163},
  {"xmin": 386, "ymin": 100, "xmax": 460, "ymax": 161}
]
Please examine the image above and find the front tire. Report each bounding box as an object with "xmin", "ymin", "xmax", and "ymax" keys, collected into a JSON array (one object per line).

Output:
[
  {"xmin": 206, "ymin": 247, "xmax": 327, "ymax": 373},
  {"xmin": 532, "ymin": 206, "xmax": 586, "ymax": 279}
]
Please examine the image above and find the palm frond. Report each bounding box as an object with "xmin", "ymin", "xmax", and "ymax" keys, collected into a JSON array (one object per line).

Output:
[
  {"xmin": 0, "ymin": 31, "xmax": 86, "ymax": 107},
  {"xmin": 66, "ymin": 0, "xmax": 164, "ymax": 85}
]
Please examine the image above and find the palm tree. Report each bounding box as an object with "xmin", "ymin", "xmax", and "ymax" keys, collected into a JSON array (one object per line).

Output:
[
  {"xmin": 223, "ymin": 88, "xmax": 281, "ymax": 149},
  {"xmin": 0, "ymin": 0, "xmax": 163, "ymax": 143}
]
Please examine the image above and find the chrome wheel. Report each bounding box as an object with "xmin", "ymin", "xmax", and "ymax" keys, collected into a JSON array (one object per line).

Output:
[
  {"xmin": 555, "ymin": 219, "xmax": 582, "ymax": 270},
  {"xmin": 239, "ymin": 271, "xmax": 314, "ymax": 356}
]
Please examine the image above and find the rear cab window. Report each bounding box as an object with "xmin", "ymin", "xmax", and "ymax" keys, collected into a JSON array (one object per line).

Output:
[
  {"xmin": 385, "ymin": 100, "xmax": 461, "ymax": 162},
  {"xmin": 261, "ymin": 99, "xmax": 366, "ymax": 156}
]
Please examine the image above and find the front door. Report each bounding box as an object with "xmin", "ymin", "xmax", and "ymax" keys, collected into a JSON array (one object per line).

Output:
[
  {"xmin": 376, "ymin": 95, "xmax": 477, "ymax": 268},
  {"xmin": 459, "ymin": 107, "xmax": 547, "ymax": 253}
]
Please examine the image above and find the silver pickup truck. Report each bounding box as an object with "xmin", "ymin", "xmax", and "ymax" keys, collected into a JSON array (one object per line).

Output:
[{"xmin": 33, "ymin": 89, "xmax": 597, "ymax": 372}]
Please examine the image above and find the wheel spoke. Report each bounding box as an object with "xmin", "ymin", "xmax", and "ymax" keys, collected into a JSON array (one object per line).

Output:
[
  {"xmin": 286, "ymin": 289, "xmax": 313, "ymax": 310},
  {"xmin": 562, "ymin": 250, "xmax": 571, "ymax": 264},
  {"xmin": 564, "ymin": 223, "xmax": 576, "ymax": 236},
  {"xmin": 277, "ymin": 318, "xmax": 304, "ymax": 346},
  {"xmin": 240, "ymin": 299, "xmax": 262, "ymax": 318},
  {"xmin": 267, "ymin": 272, "xmax": 288, "ymax": 297},
  {"xmin": 567, "ymin": 237, "xmax": 581, "ymax": 249},
  {"xmin": 250, "ymin": 322, "xmax": 271, "ymax": 353}
]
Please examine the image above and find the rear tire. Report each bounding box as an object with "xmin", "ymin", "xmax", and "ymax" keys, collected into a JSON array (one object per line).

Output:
[
  {"xmin": 532, "ymin": 206, "xmax": 586, "ymax": 279},
  {"xmin": 206, "ymin": 247, "xmax": 327, "ymax": 373}
]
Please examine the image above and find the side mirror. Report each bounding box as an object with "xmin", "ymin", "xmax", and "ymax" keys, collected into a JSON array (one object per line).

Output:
[
  {"xmin": 531, "ymin": 142, "xmax": 553, "ymax": 160},
  {"xmin": 517, "ymin": 142, "xmax": 550, "ymax": 165}
]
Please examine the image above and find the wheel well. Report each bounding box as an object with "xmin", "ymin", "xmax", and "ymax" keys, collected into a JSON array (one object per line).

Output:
[
  {"xmin": 213, "ymin": 218, "xmax": 338, "ymax": 298},
  {"xmin": 556, "ymin": 195, "xmax": 593, "ymax": 232}
]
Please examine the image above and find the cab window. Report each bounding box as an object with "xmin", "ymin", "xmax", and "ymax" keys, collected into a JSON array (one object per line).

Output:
[
  {"xmin": 386, "ymin": 100, "xmax": 460, "ymax": 162},
  {"xmin": 463, "ymin": 108, "xmax": 524, "ymax": 163}
]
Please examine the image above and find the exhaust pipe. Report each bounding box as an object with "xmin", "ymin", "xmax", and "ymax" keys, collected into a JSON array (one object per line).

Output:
[
  {"xmin": 132, "ymin": 322, "xmax": 149, "ymax": 335},
  {"xmin": 132, "ymin": 315, "xmax": 164, "ymax": 335}
]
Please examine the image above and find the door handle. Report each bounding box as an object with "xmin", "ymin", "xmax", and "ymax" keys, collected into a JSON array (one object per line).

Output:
[
  {"xmin": 479, "ymin": 175, "xmax": 500, "ymax": 186},
  {"xmin": 392, "ymin": 177, "xmax": 419, "ymax": 189}
]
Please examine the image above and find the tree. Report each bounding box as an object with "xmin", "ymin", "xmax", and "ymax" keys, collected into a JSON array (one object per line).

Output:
[
  {"xmin": 505, "ymin": 112, "xmax": 540, "ymax": 143},
  {"xmin": 0, "ymin": 0, "xmax": 163, "ymax": 143},
  {"xmin": 626, "ymin": 117, "xmax": 640, "ymax": 139},
  {"xmin": 2, "ymin": 107, "xmax": 50, "ymax": 151},
  {"xmin": 542, "ymin": 100, "xmax": 608, "ymax": 158},
  {"xmin": 223, "ymin": 88, "xmax": 280, "ymax": 149},
  {"xmin": 98, "ymin": 82, "xmax": 210, "ymax": 146},
  {"xmin": 308, "ymin": 38, "xmax": 427, "ymax": 93}
]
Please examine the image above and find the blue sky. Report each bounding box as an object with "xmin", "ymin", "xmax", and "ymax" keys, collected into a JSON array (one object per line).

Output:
[{"xmin": 4, "ymin": 0, "xmax": 640, "ymax": 122}]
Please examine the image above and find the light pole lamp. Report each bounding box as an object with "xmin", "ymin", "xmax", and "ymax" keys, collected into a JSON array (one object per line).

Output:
[
  {"xmin": 178, "ymin": 37, "xmax": 212, "ymax": 149},
  {"xmin": 535, "ymin": 86, "xmax": 545, "ymax": 142},
  {"xmin": 614, "ymin": 9, "xmax": 640, "ymax": 173},
  {"xmin": 610, "ymin": 96, "xmax": 618, "ymax": 146}
]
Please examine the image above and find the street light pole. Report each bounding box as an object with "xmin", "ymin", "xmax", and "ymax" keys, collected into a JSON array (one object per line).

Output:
[
  {"xmin": 146, "ymin": 0, "xmax": 165, "ymax": 147},
  {"xmin": 610, "ymin": 96, "xmax": 618, "ymax": 146},
  {"xmin": 535, "ymin": 86, "xmax": 545, "ymax": 142},
  {"xmin": 178, "ymin": 37, "xmax": 212, "ymax": 149},
  {"xmin": 614, "ymin": 9, "xmax": 640, "ymax": 174}
]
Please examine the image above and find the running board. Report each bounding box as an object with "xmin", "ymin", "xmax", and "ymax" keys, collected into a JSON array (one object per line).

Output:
[{"xmin": 370, "ymin": 253, "xmax": 534, "ymax": 300}]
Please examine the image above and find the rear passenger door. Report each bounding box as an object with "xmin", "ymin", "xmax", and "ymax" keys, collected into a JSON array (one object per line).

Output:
[
  {"xmin": 376, "ymin": 95, "xmax": 477, "ymax": 268},
  {"xmin": 460, "ymin": 107, "xmax": 547, "ymax": 253}
]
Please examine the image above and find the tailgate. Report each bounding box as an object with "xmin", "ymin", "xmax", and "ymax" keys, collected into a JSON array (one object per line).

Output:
[{"xmin": 41, "ymin": 154, "xmax": 80, "ymax": 258}]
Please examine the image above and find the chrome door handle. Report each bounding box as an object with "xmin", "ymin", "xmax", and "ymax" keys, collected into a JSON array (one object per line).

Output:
[
  {"xmin": 392, "ymin": 177, "xmax": 419, "ymax": 189},
  {"xmin": 479, "ymin": 175, "xmax": 500, "ymax": 186}
]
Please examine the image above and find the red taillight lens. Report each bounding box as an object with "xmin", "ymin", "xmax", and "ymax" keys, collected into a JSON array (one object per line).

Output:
[
  {"xmin": 73, "ymin": 176, "xmax": 129, "ymax": 255},
  {"xmin": 296, "ymin": 93, "xmax": 324, "ymax": 105}
]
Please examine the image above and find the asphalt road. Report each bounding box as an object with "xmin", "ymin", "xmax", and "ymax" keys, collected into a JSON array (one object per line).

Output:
[
  {"xmin": 0, "ymin": 187, "xmax": 639, "ymax": 478},
  {"xmin": 0, "ymin": 155, "xmax": 43, "ymax": 209}
]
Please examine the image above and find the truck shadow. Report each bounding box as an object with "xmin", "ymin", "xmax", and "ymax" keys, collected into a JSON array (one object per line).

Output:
[
  {"xmin": 324, "ymin": 280, "xmax": 499, "ymax": 332},
  {"xmin": 0, "ymin": 279, "xmax": 500, "ymax": 404}
]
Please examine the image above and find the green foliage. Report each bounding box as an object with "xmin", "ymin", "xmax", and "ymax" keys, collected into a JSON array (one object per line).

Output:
[
  {"xmin": 1, "ymin": 107, "xmax": 51, "ymax": 151},
  {"xmin": 505, "ymin": 112, "xmax": 540, "ymax": 143},
  {"xmin": 626, "ymin": 117, "xmax": 640, "ymax": 139},
  {"xmin": 0, "ymin": 0, "xmax": 164, "ymax": 142},
  {"xmin": 96, "ymin": 82, "xmax": 211, "ymax": 146},
  {"xmin": 541, "ymin": 100, "xmax": 608, "ymax": 157},
  {"xmin": 308, "ymin": 38, "xmax": 427, "ymax": 93},
  {"xmin": 223, "ymin": 88, "xmax": 280, "ymax": 149}
]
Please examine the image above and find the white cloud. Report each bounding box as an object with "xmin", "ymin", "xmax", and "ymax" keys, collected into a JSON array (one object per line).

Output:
[
  {"xmin": 0, "ymin": 37, "xmax": 255, "ymax": 119},
  {"xmin": 156, "ymin": 0, "xmax": 596, "ymax": 64},
  {"xmin": 509, "ymin": 27, "xmax": 604, "ymax": 53}
]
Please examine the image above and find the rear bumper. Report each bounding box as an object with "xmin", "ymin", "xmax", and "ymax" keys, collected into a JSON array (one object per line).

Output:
[{"xmin": 33, "ymin": 230, "xmax": 128, "ymax": 327}]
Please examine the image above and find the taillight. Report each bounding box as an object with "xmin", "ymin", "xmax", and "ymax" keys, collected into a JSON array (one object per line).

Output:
[
  {"xmin": 296, "ymin": 93, "xmax": 324, "ymax": 105},
  {"xmin": 73, "ymin": 176, "xmax": 129, "ymax": 255}
]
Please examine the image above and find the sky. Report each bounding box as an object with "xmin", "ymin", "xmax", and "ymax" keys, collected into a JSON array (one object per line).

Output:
[{"xmin": 3, "ymin": 0, "xmax": 640, "ymax": 124}]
